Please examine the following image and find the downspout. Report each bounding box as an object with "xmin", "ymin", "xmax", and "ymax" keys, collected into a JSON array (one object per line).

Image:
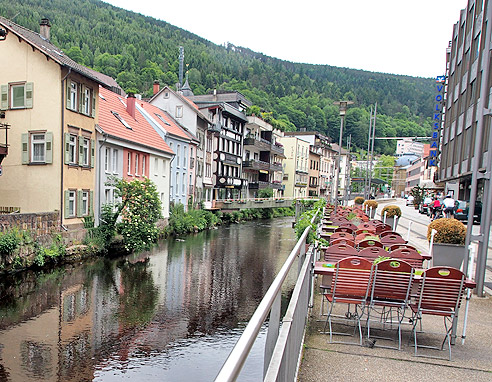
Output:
[
  {"xmin": 96, "ymin": 129, "xmax": 108, "ymax": 226},
  {"xmin": 60, "ymin": 68, "xmax": 71, "ymax": 231}
]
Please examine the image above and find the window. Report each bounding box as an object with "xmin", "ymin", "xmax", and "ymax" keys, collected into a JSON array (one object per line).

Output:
[
  {"xmin": 183, "ymin": 146, "xmax": 187, "ymax": 168},
  {"xmin": 81, "ymin": 138, "xmax": 90, "ymax": 166},
  {"xmin": 105, "ymin": 189, "xmax": 112, "ymax": 203},
  {"xmin": 135, "ymin": 154, "xmax": 139, "ymax": 176},
  {"xmin": 80, "ymin": 191, "xmax": 89, "ymax": 216},
  {"xmin": 175, "ymin": 105, "xmax": 183, "ymax": 118},
  {"xmin": 127, "ymin": 152, "xmax": 132, "ymax": 175},
  {"xmin": 175, "ymin": 172, "xmax": 179, "ymax": 197},
  {"xmin": 2, "ymin": 82, "xmax": 33, "ymax": 110},
  {"xmin": 154, "ymin": 158, "xmax": 159, "ymax": 176},
  {"xmin": 65, "ymin": 134, "xmax": 77, "ymax": 165},
  {"xmin": 67, "ymin": 190, "xmax": 76, "ymax": 218},
  {"xmin": 162, "ymin": 159, "xmax": 167, "ymax": 177},
  {"xmin": 177, "ymin": 145, "xmax": 180, "ymax": 167},
  {"xmin": 83, "ymin": 87, "xmax": 91, "ymax": 115},
  {"xmin": 182, "ymin": 173, "xmax": 186, "ymax": 194},
  {"xmin": 112, "ymin": 111, "xmax": 132, "ymax": 129},
  {"xmin": 31, "ymin": 133, "xmax": 46, "ymax": 163},
  {"xmin": 142, "ymin": 155, "xmax": 146, "ymax": 176},
  {"xmin": 69, "ymin": 81, "xmax": 78, "ymax": 110},
  {"xmin": 112, "ymin": 149, "xmax": 118, "ymax": 173},
  {"xmin": 104, "ymin": 147, "xmax": 110, "ymax": 172}
]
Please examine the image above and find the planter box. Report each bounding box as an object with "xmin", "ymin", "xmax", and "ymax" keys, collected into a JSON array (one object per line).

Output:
[
  {"xmin": 385, "ymin": 216, "xmax": 399, "ymax": 230},
  {"xmin": 432, "ymin": 243, "xmax": 466, "ymax": 269}
]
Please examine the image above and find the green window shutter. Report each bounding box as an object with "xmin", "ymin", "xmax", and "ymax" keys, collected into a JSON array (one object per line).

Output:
[
  {"xmin": 91, "ymin": 139, "xmax": 95, "ymax": 168},
  {"xmin": 92, "ymin": 91, "xmax": 96, "ymax": 117},
  {"xmin": 45, "ymin": 132, "xmax": 53, "ymax": 164},
  {"xmin": 64, "ymin": 133, "xmax": 70, "ymax": 164},
  {"xmin": 66, "ymin": 80, "xmax": 71, "ymax": 109},
  {"xmin": 78, "ymin": 136, "xmax": 84, "ymax": 165},
  {"xmin": 64, "ymin": 190, "xmax": 70, "ymax": 219},
  {"xmin": 1, "ymin": 85, "xmax": 8, "ymax": 110},
  {"xmin": 21, "ymin": 133, "xmax": 29, "ymax": 164},
  {"xmin": 25, "ymin": 82, "xmax": 33, "ymax": 109},
  {"xmin": 89, "ymin": 191, "xmax": 94, "ymax": 216},
  {"xmin": 77, "ymin": 190, "xmax": 82, "ymax": 217}
]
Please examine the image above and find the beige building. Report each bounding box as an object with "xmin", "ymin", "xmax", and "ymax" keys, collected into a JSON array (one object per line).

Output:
[
  {"xmin": 0, "ymin": 17, "xmax": 119, "ymax": 229},
  {"xmin": 279, "ymin": 136, "xmax": 309, "ymax": 198}
]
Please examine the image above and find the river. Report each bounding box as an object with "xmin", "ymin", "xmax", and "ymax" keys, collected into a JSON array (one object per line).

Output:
[{"xmin": 0, "ymin": 217, "xmax": 298, "ymax": 381}]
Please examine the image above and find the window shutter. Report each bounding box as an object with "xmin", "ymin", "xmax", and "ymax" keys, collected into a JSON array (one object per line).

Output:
[
  {"xmin": 25, "ymin": 82, "xmax": 33, "ymax": 108},
  {"xmin": 64, "ymin": 190, "xmax": 70, "ymax": 219},
  {"xmin": 77, "ymin": 190, "xmax": 82, "ymax": 217},
  {"xmin": 79, "ymin": 85, "xmax": 84, "ymax": 113},
  {"xmin": 21, "ymin": 133, "xmax": 29, "ymax": 164},
  {"xmin": 90, "ymin": 139, "xmax": 95, "ymax": 168},
  {"xmin": 45, "ymin": 132, "xmax": 53, "ymax": 164},
  {"xmin": 66, "ymin": 80, "xmax": 71, "ymax": 109},
  {"xmin": 1, "ymin": 85, "xmax": 8, "ymax": 110},
  {"xmin": 89, "ymin": 191, "xmax": 94, "ymax": 216},
  {"xmin": 92, "ymin": 91, "xmax": 96, "ymax": 117},
  {"xmin": 64, "ymin": 133, "xmax": 70, "ymax": 164},
  {"xmin": 78, "ymin": 136, "xmax": 84, "ymax": 165}
]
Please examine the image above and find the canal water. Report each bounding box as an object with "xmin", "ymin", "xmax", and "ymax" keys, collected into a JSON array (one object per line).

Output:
[{"xmin": 0, "ymin": 217, "xmax": 298, "ymax": 381}]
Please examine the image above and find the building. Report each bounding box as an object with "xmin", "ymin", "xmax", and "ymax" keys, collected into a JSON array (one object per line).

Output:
[
  {"xmin": 0, "ymin": 17, "xmax": 119, "ymax": 231},
  {"xmin": 439, "ymin": 0, "xmax": 488, "ymax": 201},
  {"xmin": 149, "ymin": 81, "xmax": 214, "ymax": 208},
  {"xmin": 242, "ymin": 115, "xmax": 285, "ymax": 198},
  {"xmin": 278, "ymin": 135, "xmax": 309, "ymax": 198},
  {"xmin": 308, "ymin": 147, "xmax": 321, "ymax": 197},
  {"xmin": 95, "ymin": 88, "xmax": 174, "ymax": 223},
  {"xmin": 396, "ymin": 138, "xmax": 424, "ymax": 157},
  {"xmin": 190, "ymin": 91, "xmax": 251, "ymax": 201}
]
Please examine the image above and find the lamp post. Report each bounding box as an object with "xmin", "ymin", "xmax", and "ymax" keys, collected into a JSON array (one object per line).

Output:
[{"xmin": 333, "ymin": 101, "xmax": 353, "ymax": 209}]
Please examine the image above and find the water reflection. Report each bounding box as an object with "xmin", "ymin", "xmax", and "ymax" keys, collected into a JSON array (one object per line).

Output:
[{"xmin": 0, "ymin": 217, "xmax": 296, "ymax": 381}]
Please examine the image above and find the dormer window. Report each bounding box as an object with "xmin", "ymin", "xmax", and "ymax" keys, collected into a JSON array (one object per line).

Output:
[{"xmin": 111, "ymin": 111, "xmax": 132, "ymax": 129}]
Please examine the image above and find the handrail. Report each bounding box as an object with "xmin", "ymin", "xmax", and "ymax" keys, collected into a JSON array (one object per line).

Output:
[{"xmin": 214, "ymin": 210, "xmax": 319, "ymax": 382}]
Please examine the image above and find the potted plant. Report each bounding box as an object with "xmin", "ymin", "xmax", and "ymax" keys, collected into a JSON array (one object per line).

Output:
[
  {"xmin": 354, "ymin": 196, "xmax": 365, "ymax": 205},
  {"xmin": 381, "ymin": 205, "xmax": 401, "ymax": 229},
  {"xmin": 427, "ymin": 218, "xmax": 467, "ymax": 269},
  {"xmin": 410, "ymin": 185, "xmax": 425, "ymax": 210},
  {"xmin": 363, "ymin": 200, "xmax": 378, "ymax": 218}
]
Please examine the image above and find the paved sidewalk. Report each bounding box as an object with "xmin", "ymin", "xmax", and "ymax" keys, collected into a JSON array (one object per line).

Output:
[{"xmin": 299, "ymin": 204, "xmax": 492, "ymax": 382}]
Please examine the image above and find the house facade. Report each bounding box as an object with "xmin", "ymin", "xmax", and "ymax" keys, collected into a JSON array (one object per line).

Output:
[
  {"xmin": 0, "ymin": 17, "xmax": 119, "ymax": 230},
  {"xmin": 278, "ymin": 136, "xmax": 309, "ymax": 198}
]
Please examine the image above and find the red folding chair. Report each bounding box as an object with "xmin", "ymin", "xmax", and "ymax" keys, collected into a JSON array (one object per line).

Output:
[
  {"xmin": 367, "ymin": 259, "xmax": 414, "ymax": 350},
  {"xmin": 410, "ymin": 267, "xmax": 466, "ymax": 360},
  {"xmin": 322, "ymin": 243, "xmax": 358, "ymax": 262},
  {"xmin": 357, "ymin": 239, "xmax": 384, "ymax": 249},
  {"xmin": 358, "ymin": 247, "xmax": 389, "ymax": 262},
  {"xmin": 330, "ymin": 238, "xmax": 355, "ymax": 247},
  {"xmin": 380, "ymin": 234, "xmax": 407, "ymax": 247},
  {"xmin": 323, "ymin": 257, "xmax": 374, "ymax": 345},
  {"xmin": 329, "ymin": 232, "xmax": 353, "ymax": 243},
  {"xmin": 389, "ymin": 248, "xmax": 425, "ymax": 268}
]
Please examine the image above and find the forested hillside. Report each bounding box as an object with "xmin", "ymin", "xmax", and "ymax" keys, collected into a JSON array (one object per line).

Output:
[{"xmin": 0, "ymin": 0, "xmax": 436, "ymax": 154}]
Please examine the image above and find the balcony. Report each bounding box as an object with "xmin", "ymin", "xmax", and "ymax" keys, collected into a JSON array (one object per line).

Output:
[
  {"xmin": 244, "ymin": 136, "xmax": 271, "ymax": 151},
  {"xmin": 216, "ymin": 175, "xmax": 245, "ymax": 188},
  {"xmin": 271, "ymin": 180, "xmax": 283, "ymax": 190},
  {"xmin": 295, "ymin": 181, "xmax": 308, "ymax": 188},
  {"xmin": 270, "ymin": 162, "xmax": 282, "ymax": 172},
  {"xmin": 271, "ymin": 142, "xmax": 285, "ymax": 157},
  {"xmin": 243, "ymin": 159, "xmax": 270, "ymax": 171}
]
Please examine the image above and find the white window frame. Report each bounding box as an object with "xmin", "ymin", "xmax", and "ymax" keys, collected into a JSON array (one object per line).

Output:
[
  {"xmin": 154, "ymin": 158, "xmax": 159, "ymax": 176},
  {"xmin": 31, "ymin": 133, "xmax": 46, "ymax": 163},
  {"xmin": 68, "ymin": 190, "xmax": 76, "ymax": 218},
  {"xmin": 11, "ymin": 83, "xmax": 26, "ymax": 109},
  {"xmin": 104, "ymin": 147, "xmax": 110, "ymax": 172},
  {"xmin": 84, "ymin": 87, "xmax": 91, "ymax": 115},
  {"xmin": 183, "ymin": 146, "xmax": 187, "ymax": 168},
  {"xmin": 175, "ymin": 105, "xmax": 183, "ymax": 118},
  {"xmin": 127, "ymin": 152, "xmax": 132, "ymax": 175},
  {"xmin": 82, "ymin": 137, "xmax": 90, "ymax": 166},
  {"xmin": 81, "ymin": 190, "xmax": 89, "ymax": 216},
  {"xmin": 112, "ymin": 149, "xmax": 118, "ymax": 173},
  {"xmin": 142, "ymin": 155, "xmax": 146, "ymax": 176},
  {"xmin": 135, "ymin": 154, "xmax": 139, "ymax": 176},
  {"xmin": 70, "ymin": 81, "xmax": 78, "ymax": 110},
  {"xmin": 68, "ymin": 134, "xmax": 77, "ymax": 164}
]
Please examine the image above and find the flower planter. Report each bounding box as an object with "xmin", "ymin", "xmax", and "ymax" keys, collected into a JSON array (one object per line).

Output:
[
  {"xmin": 432, "ymin": 243, "xmax": 466, "ymax": 269},
  {"xmin": 385, "ymin": 216, "xmax": 399, "ymax": 229}
]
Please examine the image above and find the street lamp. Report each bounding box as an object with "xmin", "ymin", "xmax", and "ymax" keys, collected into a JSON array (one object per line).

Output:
[{"xmin": 333, "ymin": 101, "xmax": 353, "ymax": 209}]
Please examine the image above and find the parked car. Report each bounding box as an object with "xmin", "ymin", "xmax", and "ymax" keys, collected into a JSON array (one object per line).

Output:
[
  {"xmin": 454, "ymin": 200, "xmax": 482, "ymax": 223},
  {"xmin": 405, "ymin": 195, "xmax": 414, "ymax": 206},
  {"xmin": 419, "ymin": 197, "xmax": 433, "ymax": 215}
]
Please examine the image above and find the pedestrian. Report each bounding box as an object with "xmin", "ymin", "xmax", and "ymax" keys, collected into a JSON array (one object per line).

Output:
[
  {"xmin": 443, "ymin": 194, "xmax": 455, "ymax": 218},
  {"xmin": 430, "ymin": 197, "xmax": 441, "ymax": 220}
]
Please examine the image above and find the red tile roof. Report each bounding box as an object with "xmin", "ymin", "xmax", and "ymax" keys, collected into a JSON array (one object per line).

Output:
[
  {"xmin": 98, "ymin": 87, "xmax": 173, "ymax": 155},
  {"xmin": 137, "ymin": 102, "xmax": 191, "ymax": 140}
]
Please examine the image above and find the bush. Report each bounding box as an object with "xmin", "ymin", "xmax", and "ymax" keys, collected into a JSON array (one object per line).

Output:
[
  {"xmin": 0, "ymin": 230, "xmax": 21, "ymax": 255},
  {"xmin": 354, "ymin": 196, "xmax": 365, "ymax": 205},
  {"xmin": 427, "ymin": 218, "xmax": 466, "ymax": 245},
  {"xmin": 363, "ymin": 200, "xmax": 378, "ymax": 209},
  {"xmin": 381, "ymin": 204, "xmax": 401, "ymax": 218}
]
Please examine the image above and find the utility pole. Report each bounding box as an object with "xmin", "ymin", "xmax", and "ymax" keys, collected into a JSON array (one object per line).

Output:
[
  {"xmin": 364, "ymin": 106, "xmax": 373, "ymax": 199},
  {"xmin": 367, "ymin": 103, "xmax": 377, "ymax": 198},
  {"xmin": 344, "ymin": 135, "xmax": 352, "ymax": 205},
  {"xmin": 333, "ymin": 101, "xmax": 353, "ymax": 209}
]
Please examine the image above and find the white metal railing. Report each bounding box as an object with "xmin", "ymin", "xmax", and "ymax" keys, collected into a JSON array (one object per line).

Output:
[{"xmin": 214, "ymin": 211, "xmax": 318, "ymax": 381}]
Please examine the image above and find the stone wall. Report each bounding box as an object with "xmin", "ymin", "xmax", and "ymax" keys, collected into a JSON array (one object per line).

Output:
[{"xmin": 0, "ymin": 211, "xmax": 60, "ymax": 237}]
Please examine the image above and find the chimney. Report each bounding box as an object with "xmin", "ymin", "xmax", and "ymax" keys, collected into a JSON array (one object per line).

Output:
[
  {"xmin": 39, "ymin": 18, "xmax": 51, "ymax": 41},
  {"xmin": 153, "ymin": 80, "xmax": 160, "ymax": 95},
  {"xmin": 127, "ymin": 93, "xmax": 136, "ymax": 119}
]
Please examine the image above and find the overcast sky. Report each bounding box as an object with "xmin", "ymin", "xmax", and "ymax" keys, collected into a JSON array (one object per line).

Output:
[{"xmin": 104, "ymin": 0, "xmax": 467, "ymax": 78}]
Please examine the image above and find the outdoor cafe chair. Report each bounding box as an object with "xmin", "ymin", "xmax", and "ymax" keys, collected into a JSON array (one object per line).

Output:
[
  {"xmin": 355, "ymin": 232, "xmax": 374, "ymax": 244},
  {"xmin": 330, "ymin": 238, "xmax": 355, "ymax": 248},
  {"xmin": 357, "ymin": 239, "xmax": 384, "ymax": 249},
  {"xmin": 323, "ymin": 257, "xmax": 374, "ymax": 345},
  {"xmin": 388, "ymin": 243, "xmax": 418, "ymax": 252},
  {"xmin": 367, "ymin": 259, "xmax": 414, "ymax": 350},
  {"xmin": 330, "ymin": 232, "xmax": 353, "ymax": 243},
  {"xmin": 355, "ymin": 228, "xmax": 376, "ymax": 236},
  {"xmin": 358, "ymin": 247, "xmax": 388, "ymax": 262},
  {"xmin": 377, "ymin": 224, "xmax": 393, "ymax": 234},
  {"xmin": 339, "ymin": 222, "xmax": 358, "ymax": 231},
  {"xmin": 410, "ymin": 267, "xmax": 466, "ymax": 361},
  {"xmin": 322, "ymin": 243, "xmax": 358, "ymax": 262},
  {"xmin": 389, "ymin": 248, "xmax": 425, "ymax": 268},
  {"xmin": 380, "ymin": 230, "xmax": 402, "ymax": 238},
  {"xmin": 357, "ymin": 222, "xmax": 377, "ymax": 230},
  {"xmin": 380, "ymin": 234, "xmax": 407, "ymax": 246},
  {"xmin": 334, "ymin": 226, "xmax": 355, "ymax": 234}
]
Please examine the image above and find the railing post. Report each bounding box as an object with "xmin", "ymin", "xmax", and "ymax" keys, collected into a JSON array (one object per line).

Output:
[{"xmin": 263, "ymin": 291, "xmax": 281, "ymax": 377}]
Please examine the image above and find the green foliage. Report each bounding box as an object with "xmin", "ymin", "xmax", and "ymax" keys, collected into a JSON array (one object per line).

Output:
[
  {"xmin": 354, "ymin": 196, "xmax": 365, "ymax": 205},
  {"xmin": 295, "ymin": 199, "xmax": 325, "ymax": 244},
  {"xmin": 257, "ymin": 187, "xmax": 274, "ymax": 198},
  {"xmin": 33, "ymin": 234, "xmax": 66, "ymax": 267},
  {"xmin": 0, "ymin": 230, "xmax": 21, "ymax": 255},
  {"xmin": 410, "ymin": 185, "xmax": 426, "ymax": 206},
  {"xmin": 427, "ymin": 218, "xmax": 466, "ymax": 245},
  {"xmin": 166, "ymin": 203, "xmax": 220, "ymax": 236},
  {"xmin": 0, "ymin": 0, "xmax": 435, "ymax": 153}
]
